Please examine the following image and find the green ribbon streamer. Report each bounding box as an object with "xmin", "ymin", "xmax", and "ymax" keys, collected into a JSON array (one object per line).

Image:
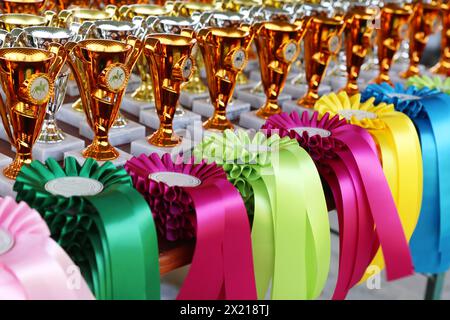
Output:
[
  {"xmin": 13, "ymin": 157, "xmax": 160, "ymax": 300},
  {"xmin": 407, "ymin": 75, "xmax": 450, "ymax": 94},
  {"xmin": 194, "ymin": 130, "xmax": 330, "ymax": 300}
]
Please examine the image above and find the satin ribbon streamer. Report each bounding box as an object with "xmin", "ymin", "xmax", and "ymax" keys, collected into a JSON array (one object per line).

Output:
[
  {"xmin": 193, "ymin": 130, "xmax": 330, "ymax": 300},
  {"xmin": 362, "ymin": 83, "xmax": 450, "ymax": 273},
  {"xmin": 407, "ymin": 75, "xmax": 450, "ymax": 94},
  {"xmin": 13, "ymin": 157, "xmax": 160, "ymax": 300},
  {"xmin": 0, "ymin": 196, "xmax": 94, "ymax": 300},
  {"xmin": 315, "ymin": 91, "xmax": 423, "ymax": 283},
  {"xmin": 125, "ymin": 153, "xmax": 256, "ymax": 300},
  {"xmin": 262, "ymin": 111, "xmax": 413, "ymax": 299}
]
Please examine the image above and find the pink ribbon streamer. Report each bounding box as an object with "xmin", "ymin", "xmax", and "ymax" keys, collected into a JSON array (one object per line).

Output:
[
  {"xmin": 262, "ymin": 111, "xmax": 413, "ymax": 299},
  {"xmin": 0, "ymin": 197, "xmax": 94, "ymax": 300},
  {"xmin": 125, "ymin": 153, "xmax": 256, "ymax": 300}
]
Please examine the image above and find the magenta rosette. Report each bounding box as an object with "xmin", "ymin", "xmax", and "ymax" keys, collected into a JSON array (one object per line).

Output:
[
  {"xmin": 262, "ymin": 111, "xmax": 413, "ymax": 299},
  {"xmin": 0, "ymin": 196, "xmax": 94, "ymax": 300},
  {"xmin": 125, "ymin": 153, "xmax": 257, "ymax": 300}
]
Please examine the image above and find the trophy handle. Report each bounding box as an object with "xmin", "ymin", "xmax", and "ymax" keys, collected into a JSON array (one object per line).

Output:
[
  {"xmin": 0, "ymin": 84, "xmax": 14, "ymax": 146},
  {"xmin": 171, "ymin": 1, "xmax": 186, "ymax": 16},
  {"xmin": 47, "ymin": 43, "xmax": 68, "ymax": 82},
  {"xmin": 105, "ymin": 5, "xmax": 119, "ymax": 21},
  {"xmin": 56, "ymin": 10, "xmax": 74, "ymax": 28},
  {"xmin": 44, "ymin": 10, "xmax": 57, "ymax": 27},
  {"xmin": 118, "ymin": 5, "xmax": 131, "ymax": 21},
  {"xmin": 125, "ymin": 36, "xmax": 144, "ymax": 71},
  {"xmin": 145, "ymin": 36, "xmax": 161, "ymax": 53}
]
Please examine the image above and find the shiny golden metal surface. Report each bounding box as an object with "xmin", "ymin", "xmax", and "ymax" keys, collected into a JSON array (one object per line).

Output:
[
  {"xmin": 2, "ymin": 0, "xmax": 47, "ymax": 15},
  {"xmin": 0, "ymin": 13, "xmax": 53, "ymax": 31}
]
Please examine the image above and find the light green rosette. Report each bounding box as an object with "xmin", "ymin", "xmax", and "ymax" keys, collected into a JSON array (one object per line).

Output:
[
  {"xmin": 407, "ymin": 75, "xmax": 450, "ymax": 94},
  {"xmin": 193, "ymin": 129, "xmax": 330, "ymax": 300}
]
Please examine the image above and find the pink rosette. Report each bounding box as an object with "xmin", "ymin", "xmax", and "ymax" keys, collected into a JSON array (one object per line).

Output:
[
  {"xmin": 262, "ymin": 111, "xmax": 413, "ymax": 299},
  {"xmin": 125, "ymin": 153, "xmax": 257, "ymax": 300},
  {"xmin": 0, "ymin": 196, "xmax": 94, "ymax": 300}
]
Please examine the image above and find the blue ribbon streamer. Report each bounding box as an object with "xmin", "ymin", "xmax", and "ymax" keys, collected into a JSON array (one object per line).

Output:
[{"xmin": 362, "ymin": 83, "xmax": 450, "ymax": 273}]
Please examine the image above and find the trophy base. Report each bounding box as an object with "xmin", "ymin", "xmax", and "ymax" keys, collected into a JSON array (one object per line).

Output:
[
  {"xmin": 192, "ymin": 98, "xmax": 250, "ymax": 121},
  {"xmin": 283, "ymin": 84, "xmax": 332, "ymax": 100},
  {"xmin": 186, "ymin": 122, "xmax": 248, "ymax": 144},
  {"xmin": 130, "ymin": 137, "xmax": 194, "ymax": 159},
  {"xmin": 0, "ymin": 153, "xmax": 15, "ymax": 197},
  {"xmin": 139, "ymin": 108, "xmax": 201, "ymax": 130},
  {"xmin": 0, "ymin": 125, "xmax": 8, "ymax": 142},
  {"xmin": 126, "ymin": 74, "xmax": 141, "ymax": 94},
  {"xmin": 248, "ymin": 70, "xmax": 261, "ymax": 82},
  {"xmin": 239, "ymin": 111, "xmax": 268, "ymax": 130},
  {"xmin": 179, "ymin": 91, "xmax": 210, "ymax": 109},
  {"xmin": 234, "ymin": 81, "xmax": 259, "ymax": 94},
  {"xmin": 34, "ymin": 134, "xmax": 85, "ymax": 162},
  {"xmin": 330, "ymin": 77, "xmax": 368, "ymax": 93},
  {"xmin": 79, "ymin": 120, "xmax": 145, "ymax": 146},
  {"xmin": 282, "ymin": 100, "xmax": 316, "ymax": 117},
  {"xmin": 64, "ymin": 149, "xmax": 132, "ymax": 168},
  {"xmin": 121, "ymin": 94, "xmax": 155, "ymax": 117},
  {"xmin": 235, "ymin": 88, "xmax": 291, "ymax": 110},
  {"xmin": 359, "ymin": 69, "xmax": 379, "ymax": 82},
  {"xmin": 56, "ymin": 103, "xmax": 85, "ymax": 127}
]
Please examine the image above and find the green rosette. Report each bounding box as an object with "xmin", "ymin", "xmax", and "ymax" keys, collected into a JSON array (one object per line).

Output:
[
  {"xmin": 13, "ymin": 157, "xmax": 160, "ymax": 300},
  {"xmin": 407, "ymin": 75, "xmax": 450, "ymax": 94},
  {"xmin": 193, "ymin": 129, "xmax": 330, "ymax": 300}
]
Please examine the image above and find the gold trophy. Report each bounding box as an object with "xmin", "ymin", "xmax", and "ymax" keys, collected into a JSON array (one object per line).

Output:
[
  {"xmin": 401, "ymin": 0, "xmax": 441, "ymax": 78},
  {"xmin": 1, "ymin": 0, "xmax": 47, "ymax": 14},
  {"xmin": 0, "ymin": 12, "xmax": 55, "ymax": 31},
  {"xmin": 253, "ymin": 20, "xmax": 306, "ymax": 118},
  {"xmin": 297, "ymin": 16, "xmax": 345, "ymax": 108},
  {"xmin": 60, "ymin": 5, "xmax": 118, "ymax": 113},
  {"xmin": 143, "ymin": 33, "xmax": 195, "ymax": 147},
  {"xmin": 197, "ymin": 26, "xmax": 253, "ymax": 131},
  {"xmin": 431, "ymin": 1, "xmax": 450, "ymax": 75},
  {"xmin": 372, "ymin": 1, "xmax": 412, "ymax": 84},
  {"xmin": 66, "ymin": 38, "xmax": 143, "ymax": 160},
  {"xmin": 57, "ymin": 0, "xmax": 91, "ymax": 11},
  {"xmin": 118, "ymin": 4, "xmax": 172, "ymax": 103},
  {"xmin": 342, "ymin": 6, "xmax": 376, "ymax": 95},
  {"xmin": 0, "ymin": 45, "xmax": 67, "ymax": 179}
]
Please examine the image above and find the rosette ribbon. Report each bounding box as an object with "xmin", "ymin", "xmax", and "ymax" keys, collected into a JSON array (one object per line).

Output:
[
  {"xmin": 193, "ymin": 130, "xmax": 331, "ymax": 300},
  {"xmin": 0, "ymin": 196, "xmax": 94, "ymax": 300},
  {"xmin": 262, "ymin": 111, "xmax": 413, "ymax": 299},
  {"xmin": 315, "ymin": 92, "xmax": 423, "ymax": 283},
  {"xmin": 362, "ymin": 83, "xmax": 450, "ymax": 273},
  {"xmin": 125, "ymin": 153, "xmax": 256, "ymax": 300},
  {"xmin": 13, "ymin": 157, "xmax": 160, "ymax": 300},
  {"xmin": 407, "ymin": 75, "xmax": 450, "ymax": 94}
]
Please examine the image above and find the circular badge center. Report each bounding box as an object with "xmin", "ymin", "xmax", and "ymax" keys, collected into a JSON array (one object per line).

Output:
[
  {"xmin": 30, "ymin": 76, "xmax": 50, "ymax": 102},
  {"xmin": 107, "ymin": 66, "xmax": 127, "ymax": 90},
  {"xmin": 149, "ymin": 172, "xmax": 201, "ymax": 187},
  {"xmin": 386, "ymin": 93, "xmax": 422, "ymax": 101},
  {"xmin": 339, "ymin": 109, "xmax": 377, "ymax": 121},
  {"xmin": 45, "ymin": 177, "xmax": 104, "ymax": 197},
  {"xmin": 0, "ymin": 227, "xmax": 14, "ymax": 256},
  {"xmin": 292, "ymin": 126, "xmax": 331, "ymax": 138}
]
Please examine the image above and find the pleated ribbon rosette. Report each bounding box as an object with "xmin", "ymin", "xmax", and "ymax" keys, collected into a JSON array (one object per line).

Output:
[
  {"xmin": 193, "ymin": 130, "xmax": 330, "ymax": 300},
  {"xmin": 13, "ymin": 157, "xmax": 160, "ymax": 300},
  {"xmin": 314, "ymin": 91, "xmax": 423, "ymax": 283},
  {"xmin": 362, "ymin": 83, "xmax": 450, "ymax": 273},
  {"xmin": 0, "ymin": 196, "xmax": 94, "ymax": 300},
  {"xmin": 407, "ymin": 75, "xmax": 450, "ymax": 94},
  {"xmin": 262, "ymin": 111, "xmax": 414, "ymax": 299},
  {"xmin": 124, "ymin": 153, "xmax": 257, "ymax": 300}
]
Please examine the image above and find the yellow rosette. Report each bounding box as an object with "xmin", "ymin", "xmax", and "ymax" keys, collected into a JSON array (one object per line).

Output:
[{"xmin": 314, "ymin": 91, "xmax": 423, "ymax": 283}]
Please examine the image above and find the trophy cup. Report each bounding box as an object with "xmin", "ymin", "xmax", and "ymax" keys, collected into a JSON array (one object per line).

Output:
[
  {"xmin": 57, "ymin": 0, "xmax": 91, "ymax": 11},
  {"xmin": 118, "ymin": 4, "xmax": 171, "ymax": 106},
  {"xmin": 0, "ymin": 45, "xmax": 67, "ymax": 181},
  {"xmin": 372, "ymin": 0, "xmax": 412, "ymax": 84},
  {"xmin": 130, "ymin": 33, "xmax": 196, "ymax": 157},
  {"xmin": 137, "ymin": 15, "xmax": 203, "ymax": 132},
  {"xmin": 342, "ymin": 6, "xmax": 376, "ymax": 94},
  {"xmin": 292, "ymin": 16, "xmax": 345, "ymax": 110},
  {"xmin": 239, "ymin": 20, "xmax": 306, "ymax": 130},
  {"xmin": 61, "ymin": 6, "xmax": 118, "ymax": 114},
  {"xmin": 1, "ymin": 0, "xmax": 47, "ymax": 15},
  {"xmin": 65, "ymin": 37, "xmax": 143, "ymax": 163},
  {"xmin": 0, "ymin": 13, "xmax": 55, "ymax": 31},
  {"xmin": 431, "ymin": 1, "xmax": 450, "ymax": 75},
  {"xmin": 196, "ymin": 26, "xmax": 253, "ymax": 132},
  {"xmin": 74, "ymin": 19, "xmax": 147, "ymax": 146},
  {"xmin": 11, "ymin": 26, "xmax": 85, "ymax": 162},
  {"xmin": 400, "ymin": 0, "xmax": 441, "ymax": 78}
]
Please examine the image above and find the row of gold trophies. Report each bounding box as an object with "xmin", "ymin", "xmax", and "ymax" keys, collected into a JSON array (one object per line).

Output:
[{"xmin": 0, "ymin": 0, "xmax": 447, "ymax": 182}]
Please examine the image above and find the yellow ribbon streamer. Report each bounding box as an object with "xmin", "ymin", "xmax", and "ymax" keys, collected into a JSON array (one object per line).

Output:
[{"xmin": 315, "ymin": 92, "xmax": 423, "ymax": 283}]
